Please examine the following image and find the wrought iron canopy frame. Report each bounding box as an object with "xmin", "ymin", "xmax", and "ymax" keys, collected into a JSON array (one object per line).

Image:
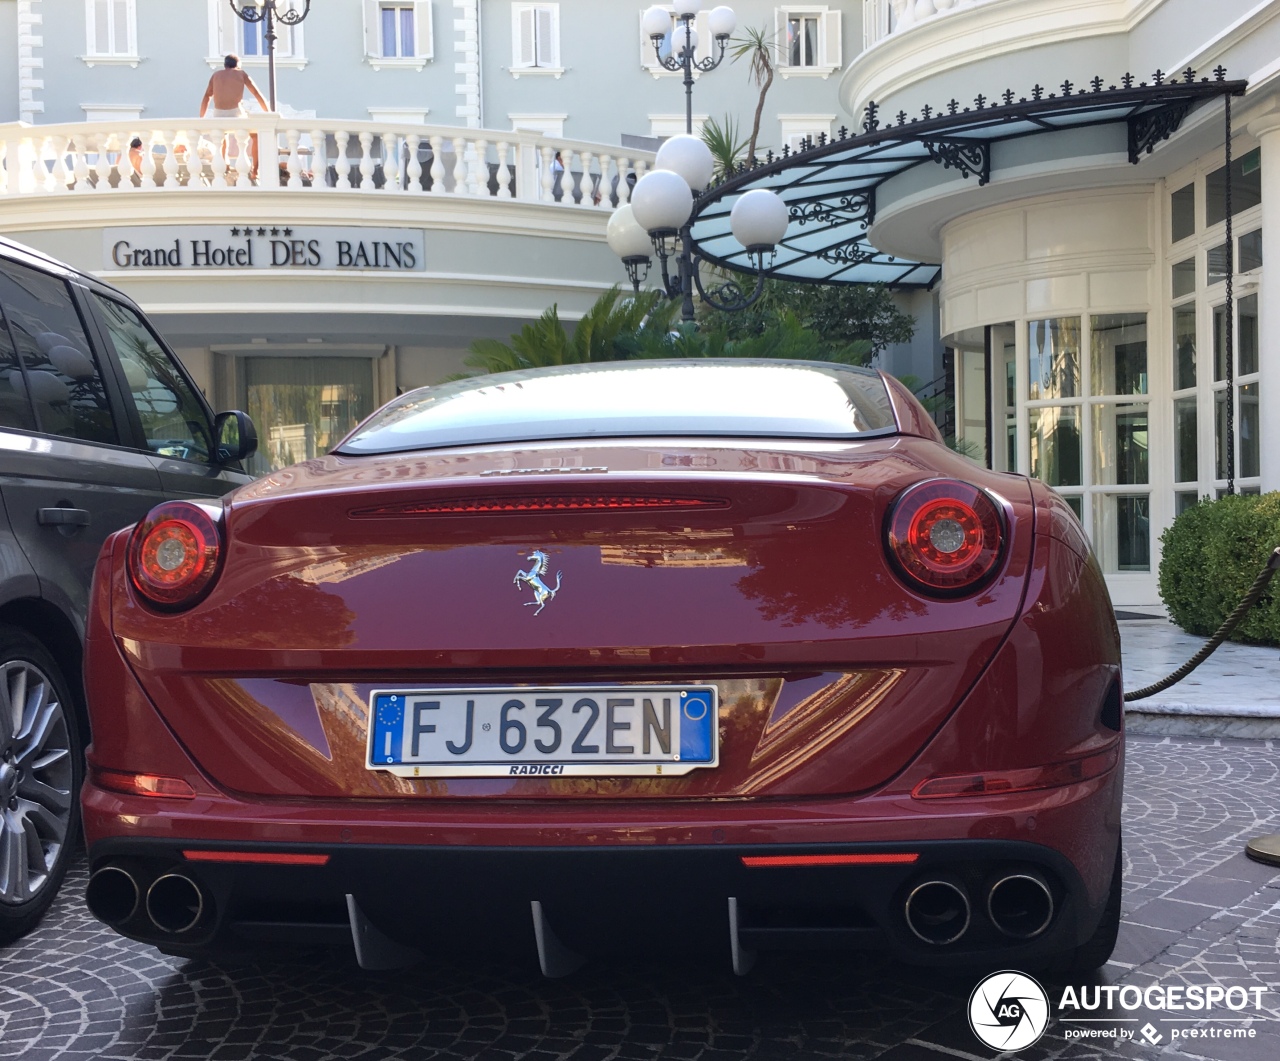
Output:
[{"xmin": 689, "ymin": 72, "xmax": 1247, "ymax": 290}]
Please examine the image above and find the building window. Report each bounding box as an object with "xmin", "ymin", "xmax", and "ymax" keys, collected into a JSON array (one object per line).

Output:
[
  {"xmin": 380, "ymin": 4, "xmax": 416, "ymax": 57},
  {"xmin": 1165, "ymin": 146, "xmax": 1264, "ymax": 508},
  {"xmin": 776, "ymin": 7, "xmax": 841, "ymax": 75},
  {"xmin": 240, "ymin": 2, "xmax": 295, "ymax": 57},
  {"xmin": 512, "ymin": 4, "xmax": 560, "ymax": 71},
  {"xmin": 779, "ymin": 114, "xmax": 836, "ymax": 154},
  {"xmin": 87, "ymin": 0, "xmax": 136, "ymax": 57},
  {"xmin": 362, "ymin": 0, "xmax": 433, "ymax": 65}
]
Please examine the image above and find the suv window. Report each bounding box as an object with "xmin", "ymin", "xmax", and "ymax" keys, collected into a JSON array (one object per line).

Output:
[
  {"xmin": 90, "ymin": 293, "xmax": 213, "ymax": 464},
  {"xmin": 0, "ymin": 299, "xmax": 38, "ymax": 432},
  {"xmin": 0, "ymin": 259, "xmax": 118, "ymax": 445}
]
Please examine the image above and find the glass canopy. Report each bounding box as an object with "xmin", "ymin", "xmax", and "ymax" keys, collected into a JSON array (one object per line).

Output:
[{"xmin": 689, "ymin": 72, "xmax": 1246, "ymax": 289}]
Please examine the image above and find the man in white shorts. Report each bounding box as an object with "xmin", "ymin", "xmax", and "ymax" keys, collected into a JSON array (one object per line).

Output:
[{"xmin": 199, "ymin": 55, "xmax": 270, "ymax": 179}]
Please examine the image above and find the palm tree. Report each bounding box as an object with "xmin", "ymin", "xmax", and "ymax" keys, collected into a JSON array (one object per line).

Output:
[
  {"xmin": 730, "ymin": 25, "xmax": 776, "ymax": 165},
  {"xmin": 701, "ymin": 115, "xmax": 749, "ymax": 181}
]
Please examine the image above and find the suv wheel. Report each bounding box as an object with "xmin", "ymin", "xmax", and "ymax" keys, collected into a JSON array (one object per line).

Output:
[{"xmin": 0, "ymin": 626, "xmax": 81, "ymax": 946}]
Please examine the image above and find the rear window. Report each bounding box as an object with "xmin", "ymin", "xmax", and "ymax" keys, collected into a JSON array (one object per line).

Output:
[{"xmin": 338, "ymin": 360, "xmax": 898, "ymax": 455}]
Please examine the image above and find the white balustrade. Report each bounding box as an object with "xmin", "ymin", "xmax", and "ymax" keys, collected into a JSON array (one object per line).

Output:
[{"xmin": 0, "ymin": 117, "xmax": 654, "ymax": 211}]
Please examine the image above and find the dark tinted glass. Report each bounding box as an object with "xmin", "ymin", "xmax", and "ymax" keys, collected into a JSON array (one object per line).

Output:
[
  {"xmin": 1239, "ymin": 294, "xmax": 1258, "ymax": 375},
  {"xmin": 341, "ymin": 360, "xmax": 898, "ymax": 455},
  {"xmin": 1206, "ymin": 148, "xmax": 1261, "ymax": 226},
  {"xmin": 1239, "ymin": 228, "xmax": 1262, "ymax": 272},
  {"xmin": 1207, "ymin": 242, "xmax": 1229, "ymax": 286},
  {"xmin": 0, "ymin": 260, "xmax": 116, "ymax": 444},
  {"xmin": 91, "ymin": 293, "xmax": 212, "ymax": 462},
  {"xmin": 0, "ymin": 297, "xmax": 37, "ymax": 431},
  {"xmin": 1171, "ymin": 258, "xmax": 1195, "ymax": 298},
  {"xmin": 1171, "ymin": 183, "xmax": 1195, "ymax": 242}
]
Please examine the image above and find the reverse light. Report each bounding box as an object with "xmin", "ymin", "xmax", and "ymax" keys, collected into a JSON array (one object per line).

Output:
[
  {"xmin": 886, "ymin": 479, "xmax": 1005, "ymax": 596},
  {"xmin": 94, "ymin": 769, "xmax": 198, "ymax": 800},
  {"xmin": 127, "ymin": 501, "xmax": 223, "ymax": 610},
  {"xmin": 350, "ymin": 495, "xmax": 727, "ymax": 517},
  {"xmin": 911, "ymin": 746, "xmax": 1120, "ymax": 800}
]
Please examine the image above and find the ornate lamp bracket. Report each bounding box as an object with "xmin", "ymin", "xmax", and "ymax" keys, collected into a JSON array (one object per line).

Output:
[{"xmin": 691, "ymin": 254, "xmax": 769, "ymax": 313}]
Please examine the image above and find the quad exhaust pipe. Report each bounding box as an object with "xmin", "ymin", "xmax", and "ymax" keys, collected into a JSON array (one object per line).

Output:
[
  {"xmin": 987, "ymin": 871, "xmax": 1054, "ymax": 939},
  {"xmin": 904, "ymin": 878, "xmax": 971, "ymax": 945},
  {"xmin": 85, "ymin": 865, "xmax": 141, "ymax": 926},
  {"xmin": 87, "ymin": 864, "xmax": 210, "ymax": 935}
]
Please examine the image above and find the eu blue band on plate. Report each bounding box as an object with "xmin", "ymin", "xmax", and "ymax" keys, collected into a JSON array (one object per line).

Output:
[{"xmin": 678, "ymin": 690, "xmax": 715, "ymax": 763}]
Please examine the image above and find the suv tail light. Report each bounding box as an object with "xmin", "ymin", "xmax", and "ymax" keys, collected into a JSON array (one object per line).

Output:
[
  {"xmin": 886, "ymin": 480, "xmax": 1005, "ymax": 596},
  {"xmin": 127, "ymin": 501, "xmax": 224, "ymax": 610}
]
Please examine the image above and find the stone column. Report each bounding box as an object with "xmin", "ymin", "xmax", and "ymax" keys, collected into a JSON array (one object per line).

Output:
[{"xmin": 1247, "ymin": 109, "xmax": 1280, "ymax": 492}]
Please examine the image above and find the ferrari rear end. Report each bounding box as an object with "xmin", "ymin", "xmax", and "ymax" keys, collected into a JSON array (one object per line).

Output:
[{"xmin": 80, "ymin": 360, "xmax": 1122, "ymax": 975}]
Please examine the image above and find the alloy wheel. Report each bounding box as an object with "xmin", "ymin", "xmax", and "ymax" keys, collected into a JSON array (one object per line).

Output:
[{"xmin": 0, "ymin": 658, "xmax": 73, "ymax": 906}]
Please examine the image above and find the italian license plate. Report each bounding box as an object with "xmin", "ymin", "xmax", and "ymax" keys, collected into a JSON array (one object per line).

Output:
[{"xmin": 365, "ymin": 685, "xmax": 718, "ymax": 778}]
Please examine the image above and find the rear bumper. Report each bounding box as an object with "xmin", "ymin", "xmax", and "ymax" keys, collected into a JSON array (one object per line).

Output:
[{"xmin": 83, "ymin": 773, "xmax": 1120, "ymax": 969}]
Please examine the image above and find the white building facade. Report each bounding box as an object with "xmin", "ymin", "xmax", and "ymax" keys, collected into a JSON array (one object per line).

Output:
[
  {"xmin": 4, "ymin": 1, "xmax": 936, "ymax": 476},
  {"xmin": 708, "ymin": 0, "xmax": 1280, "ymax": 607}
]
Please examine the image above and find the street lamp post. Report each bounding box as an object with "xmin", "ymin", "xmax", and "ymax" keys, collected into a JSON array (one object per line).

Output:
[
  {"xmin": 228, "ymin": 0, "xmax": 313, "ymax": 113},
  {"xmin": 642, "ymin": 2, "xmax": 738, "ymax": 136},
  {"xmin": 610, "ymin": 4, "xmax": 789, "ymax": 326}
]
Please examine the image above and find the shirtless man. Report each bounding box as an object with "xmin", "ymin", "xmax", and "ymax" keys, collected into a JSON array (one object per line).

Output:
[{"xmin": 199, "ymin": 55, "xmax": 269, "ymax": 178}]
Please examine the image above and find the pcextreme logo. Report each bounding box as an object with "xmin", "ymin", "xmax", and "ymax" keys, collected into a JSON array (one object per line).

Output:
[{"xmin": 968, "ymin": 971, "xmax": 1050, "ymax": 1051}]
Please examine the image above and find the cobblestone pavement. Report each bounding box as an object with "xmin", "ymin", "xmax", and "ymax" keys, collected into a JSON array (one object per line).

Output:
[{"xmin": 2, "ymin": 735, "xmax": 1278, "ymax": 1061}]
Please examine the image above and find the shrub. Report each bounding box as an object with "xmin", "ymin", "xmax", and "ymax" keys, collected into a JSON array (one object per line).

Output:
[{"xmin": 1158, "ymin": 492, "xmax": 1280, "ymax": 646}]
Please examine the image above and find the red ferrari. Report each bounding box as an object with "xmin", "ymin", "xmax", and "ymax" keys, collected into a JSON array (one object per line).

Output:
[{"xmin": 81, "ymin": 360, "xmax": 1123, "ymax": 975}]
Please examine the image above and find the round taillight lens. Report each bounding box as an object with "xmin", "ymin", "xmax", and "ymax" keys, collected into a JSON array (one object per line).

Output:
[
  {"xmin": 127, "ymin": 501, "xmax": 223, "ymax": 610},
  {"xmin": 886, "ymin": 480, "xmax": 1005, "ymax": 595}
]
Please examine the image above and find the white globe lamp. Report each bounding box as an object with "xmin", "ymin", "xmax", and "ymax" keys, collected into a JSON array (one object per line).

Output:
[
  {"xmin": 641, "ymin": 5, "xmax": 671, "ymax": 39},
  {"xmin": 673, "ymin": 0, "xmax": 701, "ymax": 18},
  {"xmin": 708, "ymin": 6, "xmax": 736, "ymax": 39},
  {"xmin": 730, "ymin": 189, "xmax": 789, "ymax": 252},
  {"xmin": 655, "ymin": 134, "xmax": 715, "ymax": 193},
  {"xmin": 606, "ymin": 205, "xmax": 655, "ymax": 262},
  {"xmin": 631, "ymin": 169, "xmax": 695, "ymax": 235}
]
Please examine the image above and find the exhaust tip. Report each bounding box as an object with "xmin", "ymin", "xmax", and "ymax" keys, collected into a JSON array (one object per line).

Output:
[
  {"xmin": 988, "ymin": 873, "xmax": 1054, "ymax": 939},
  {"xmin": 145, "ymin": 873, "xmax": 207, "ymax": 935},
  {"xmin": 86, "ymin": 865, "xmax": 141, "ymax": 926},
  {"xmin": 904, "ymin": 879, "xmax": 971, "ymax": 945}
]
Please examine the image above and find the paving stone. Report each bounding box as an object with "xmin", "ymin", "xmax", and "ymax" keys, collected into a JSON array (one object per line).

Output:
[{"xmin": 1, "ymin": 735, "xmax": 1279, "ymax": 1059}]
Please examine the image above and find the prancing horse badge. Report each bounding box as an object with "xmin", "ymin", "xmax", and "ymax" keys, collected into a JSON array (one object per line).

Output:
[{"xmin": 513, "ymin": 550, "xmax": 562, "ymax": 616}]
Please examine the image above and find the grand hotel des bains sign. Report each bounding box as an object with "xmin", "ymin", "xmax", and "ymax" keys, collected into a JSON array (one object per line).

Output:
[{"xmin": 104, "ymin": 226, "xmax": 426, "ymax": 272}]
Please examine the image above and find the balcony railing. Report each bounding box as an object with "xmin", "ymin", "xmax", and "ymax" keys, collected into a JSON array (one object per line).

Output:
[
  {"xmin": 0, "ymin": 117, "xmax": 654, "ymax": 208},
  {"xmin": 863, "ymin": 0, "xmax": 984, "ymax": 46}
]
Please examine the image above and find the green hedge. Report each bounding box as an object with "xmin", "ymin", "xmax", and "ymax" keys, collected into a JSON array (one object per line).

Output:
[{"xmin": 1158, "ymin": 492, "xmax": 1280, "ymax": 646}]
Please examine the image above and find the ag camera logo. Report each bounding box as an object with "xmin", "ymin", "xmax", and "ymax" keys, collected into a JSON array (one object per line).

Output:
[{"xmin": 968, "ymin": 970, "xmax": 1051, "ymax": 1051}]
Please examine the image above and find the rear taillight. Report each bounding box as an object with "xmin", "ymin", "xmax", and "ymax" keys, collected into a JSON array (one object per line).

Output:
[
  {"xmin": 886, "ymin": 479, "xmax": 1005, "ymax": 596},
  {"xmin": 127, "ymin": 501, "xmax": 223, "ymax": 610}
]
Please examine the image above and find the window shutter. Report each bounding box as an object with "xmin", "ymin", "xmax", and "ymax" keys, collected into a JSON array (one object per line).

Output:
[
  {"xmin": 820, "ymin": 9, "xmax": 841, "ymax": 69},
  {"xmin": 515, "ymin": 6, "xmax": 535, "ymax": 66},
  {"xmin": 775, "ymin": 8, "xmax": 788, "ymax": 67},
  {"xmin": 536, "ymin": 5, "xmax": 558, "ymax": 68},
  {"xmin": 694, "ymin": 10, "xmax": 709, "ymax": 62},
  {"xmin": 362, "ymin": 0, "xmax": 380, "ymax": 57},
  {"xmin": 217, "ymin": 1, "xmax": 238, "ymax": 56},
  {"xmin": 415, "ymin": 0, "xmax": 433, "ymax": 58}
]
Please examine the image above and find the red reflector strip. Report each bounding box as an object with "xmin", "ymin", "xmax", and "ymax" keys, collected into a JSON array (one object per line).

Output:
[
  {"xmin": 351, "ymin": 495, "xmax": 726, "ymax": 517},
  {"xmin": 94, "ymin": 769, "xmax": 197, "ymax": 800},
  {"xmin": 741, "ymin": 853, "xmax": 920, "ymax": 868},
  {"xmin": 181, "ymin": 851, "xmax": 331, "ymax": 866},
  {"xmin": 911, "ymin": 745, "xmax": 1120, "ymax": 800}
]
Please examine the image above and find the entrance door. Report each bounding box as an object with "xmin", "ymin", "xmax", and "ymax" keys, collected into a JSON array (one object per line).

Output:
[{"xmin": 244, "ymin": 356, "xmax": 377, "ymax": 474}]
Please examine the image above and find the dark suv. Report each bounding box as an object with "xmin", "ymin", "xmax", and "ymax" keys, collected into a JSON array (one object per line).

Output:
[{"xmin": 0, "ymin": 236, "xmax": 256, "ymax": 943}]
